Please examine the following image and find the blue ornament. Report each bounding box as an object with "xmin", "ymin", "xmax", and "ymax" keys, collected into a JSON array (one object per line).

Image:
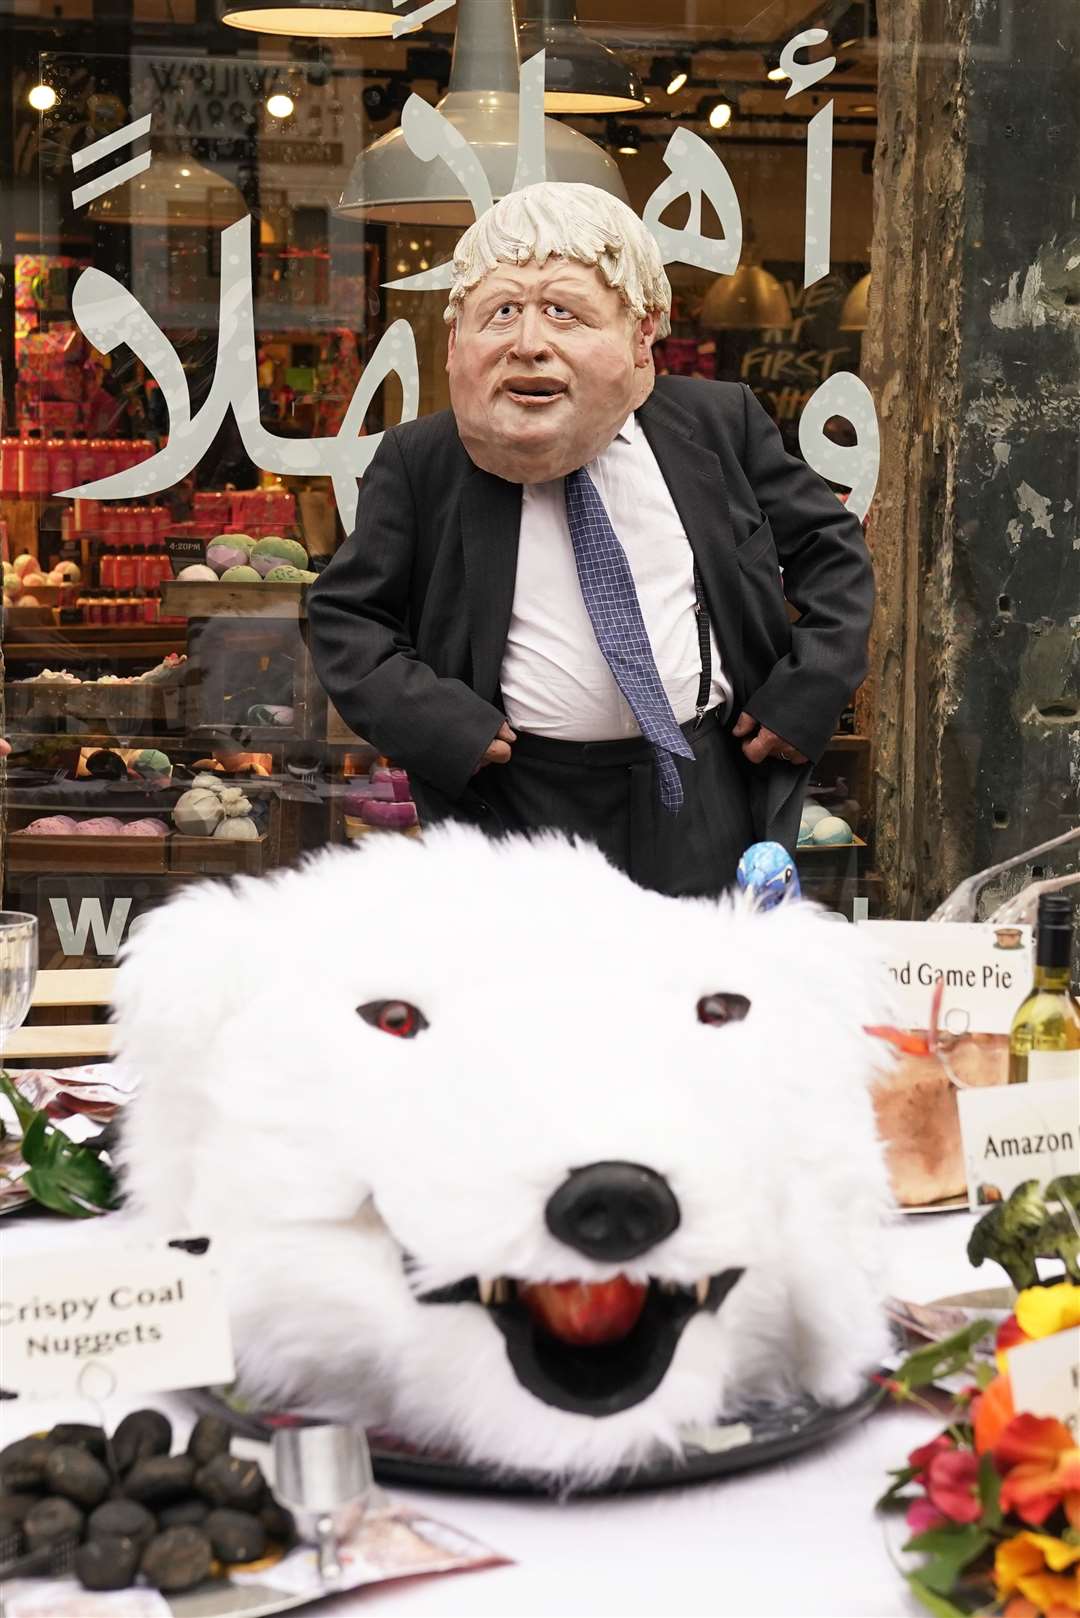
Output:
[{"xmin": 736, "ymin": 841, "xmax": 801, "ymax": 910}]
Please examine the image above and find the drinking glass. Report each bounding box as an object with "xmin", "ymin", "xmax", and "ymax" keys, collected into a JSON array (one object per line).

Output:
[{"xmin": 0, "ymin": 913, "xmax": 39, "ymax": 1058}]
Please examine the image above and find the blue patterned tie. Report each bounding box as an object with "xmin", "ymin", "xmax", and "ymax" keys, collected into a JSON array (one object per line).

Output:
[{"xmin": 564, "ymin": 467, "xmax": 695, "ymax": 814}]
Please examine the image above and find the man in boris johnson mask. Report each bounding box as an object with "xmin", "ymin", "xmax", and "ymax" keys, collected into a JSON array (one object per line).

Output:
[{"xmin": 308, "ymin": 182, "xmax": 874, "ymax": 897}]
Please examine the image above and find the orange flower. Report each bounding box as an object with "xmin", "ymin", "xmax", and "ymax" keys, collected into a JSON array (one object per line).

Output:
[
  {"xmin": 995, "ymin": 1415, "xmax": 1080, "ymax": 1528},
  {"xmin": 974, "ymin": 1371, "xmax": 1016, "ymax": 1454},
  {"xmin": 995, "ymin": 1532, "xmax": 1080, "ymax": 1614}
]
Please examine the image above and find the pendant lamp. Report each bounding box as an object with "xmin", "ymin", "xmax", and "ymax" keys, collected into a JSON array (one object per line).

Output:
[
  {"xmin": 700, "ymin": 222, "xmax": 792, "ymax": 330},
  {"xmin": 517, "ymin": 0, "xmax": 643, "ymax": 112},
  {"xmin": 220, "ymin": 0, "xmax": 398, "ymax": 38},
  {"xmin": 337, "ymin": 0, "xmax": 628, "ymax": 226},
  {"xmin": 86, "ymin": 152, "xmax": 247, "ymax": 228},
  {"xmin": 839, "ymin": 271, "xmax": 871, "ymax": 331}
]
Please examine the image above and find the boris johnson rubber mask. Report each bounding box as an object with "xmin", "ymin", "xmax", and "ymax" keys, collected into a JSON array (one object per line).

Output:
[{"xmin": 447, "ymin": 257, "xmax": 658, "ymax": 487}]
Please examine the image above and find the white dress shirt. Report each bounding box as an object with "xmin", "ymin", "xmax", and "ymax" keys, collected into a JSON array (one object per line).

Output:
[{"xmin": 500, "ymin": 413, "xmax": 733, "ymax": 741}]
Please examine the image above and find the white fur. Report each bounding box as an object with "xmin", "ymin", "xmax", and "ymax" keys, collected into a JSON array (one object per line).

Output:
[{"xmin": 113, "ymin": 827, "xmax": 895, "ymax": 1485}]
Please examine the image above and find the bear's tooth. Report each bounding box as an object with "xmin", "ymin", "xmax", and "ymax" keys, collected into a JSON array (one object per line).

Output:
[
  {"xmin": 695, "ymin": 1277, "xmax": 710, "ymax": 1306},
  {"xmin": 659, "ymin": 1280, "xmax": 679, "ymax": 1295},
  {"xmin": 493, "ymin": 1277, "xmax": 512, "ymax": 1304},
  {"xmin": 478, "ymin": 1277, "xmax": 496, "ymax": 1307}
]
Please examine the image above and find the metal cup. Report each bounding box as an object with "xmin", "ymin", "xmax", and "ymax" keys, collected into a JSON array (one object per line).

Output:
[{"xmin": 271, "ymin": 1425, "xmax": 374, "ymax": 1584}]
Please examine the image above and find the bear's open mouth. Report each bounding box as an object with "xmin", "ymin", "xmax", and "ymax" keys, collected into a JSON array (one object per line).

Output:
[{"xmin": 416, "ymin": 1271, "xmax": 744, "ymax": 1416}]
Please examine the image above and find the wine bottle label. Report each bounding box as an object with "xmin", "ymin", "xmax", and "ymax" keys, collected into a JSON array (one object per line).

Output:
[
  {"xmin": 1027, "ymin": 1049, "xmax": 1080, "ymax": 1082},
  {"xmin": 957, "ymin": 1076, "xmax": 1080, "ymax": 1212}
]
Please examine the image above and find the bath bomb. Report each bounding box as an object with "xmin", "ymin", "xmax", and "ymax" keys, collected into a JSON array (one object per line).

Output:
[
  {"xmin": 130, "ymin": 749, "xmax": 172, "ymax": 782},
  {"xmin": 220, "ymin": 565, "xmax": 261, "ymax": 584},
  {"xmin": 801, "ymin": 802, "xmax": 831, "ymax": 830},
  {"xmin": 50, "ymin": 560, "xmax": 82, "ymax": 583},
  {"xmin": 251, "ymin": 535, "xmax": 308, "ymax": 571},
  {"xmin": 26, "ymin": 815, "xmax": 80, "ymax": 835},
  {"xmin": 811, "ymin": 814, "xmax": 854, "ymax": 846},
  {"xmin": 17, "ymin": 593, "xmax": 40, "ymax": 607},
  {"xmin": 359, "ymin": 799, "xmax": 419, "ymax": 829},
  {"xmin": 122, "ymin": 818, "xmax": 169, "ymax": 837},
  {"xmin": 213, "ymin": 816, "xmax": 259, "ymax": 840},
  {"xmin": 173, "ymin": 789, "xmax": 225, "ymax": 837},
  {"xmin": 13, "ymin": 553, "xmax": 40, "ymax": 578},
  {"xmin": 222, "ymin": 533, "xmax": 255, "ymax": 554},
  {"xmin": 261, "ymin": 565, "xmax": 306, "ymax": 584},
  {"xmin": 78, "ymin": 817, "xmax": 126, "ymax": 835},
  {"xmin": 21, "ymin": 572, "xmax": 48, "ymax": 590},
  {"xmin": 86, "ymin": 749, "xmax": 128, "ymax": 780},
  {"xmin": 206, "ymin": 542, "xmax": 252, "ymax": 576},
  {"xmin": 176, "ymin": 564, "xmax": 219, "ymax": 583},
  {"xmin": 192, "ymin": 772, "xmax": 228, "ymax": 793}
]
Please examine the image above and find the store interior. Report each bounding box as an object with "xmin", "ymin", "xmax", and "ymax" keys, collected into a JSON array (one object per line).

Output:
[{"xmin": 2, "ymin": 0, "xmax": 881, "ymax": 965}]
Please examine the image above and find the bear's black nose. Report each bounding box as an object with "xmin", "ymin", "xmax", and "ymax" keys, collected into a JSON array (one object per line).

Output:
[{"xmin": 545, "ymin": 1162, "xmax": 681, "ymax": 1261}]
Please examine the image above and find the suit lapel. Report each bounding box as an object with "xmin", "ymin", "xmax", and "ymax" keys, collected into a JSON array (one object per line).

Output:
[
  {"xmin": 637, "ymin": 387, "xmax": 743, "ymax": 705},
  {"xmin": 461, "ymin": 466, "xmax": 523, "ymax": 704}
]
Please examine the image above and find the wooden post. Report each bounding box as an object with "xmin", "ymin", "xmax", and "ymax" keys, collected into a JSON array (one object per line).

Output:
[{"xmin": 862, "ymin": 0, "xmax": 1080, "ymax": 916}]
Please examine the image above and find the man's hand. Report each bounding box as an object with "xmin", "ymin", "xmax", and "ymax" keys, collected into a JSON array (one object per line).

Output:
[
  {"xmin": 473, "ymin": 721, "xmax": 516, "ymax": 773},
  {"xmin": 733, "ymin": 711, "xmax": 809, "ymax": 767}
]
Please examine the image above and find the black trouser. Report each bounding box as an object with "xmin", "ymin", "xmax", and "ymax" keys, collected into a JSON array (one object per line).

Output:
[{"xmin": 416, "ymin": 707, "xmax": 807, "ymax": 899}]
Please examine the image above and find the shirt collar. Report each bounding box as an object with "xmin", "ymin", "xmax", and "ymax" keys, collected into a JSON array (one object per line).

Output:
[{"xmin": 615, "ymin": 412, "xmax": 637, "ymax": 445}]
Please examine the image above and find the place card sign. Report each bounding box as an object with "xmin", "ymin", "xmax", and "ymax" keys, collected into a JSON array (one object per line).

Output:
[
  {"xmin": 164, "ymin": 535, "xmax": 207, "ymax": 573},
  {"xmin": 956, "ymin": 1076, "xmax": 1080, "ymax": 1209},
  {"xmin": 0, "ymin": 1238, "xmax": 234, "ymax": 1401},
  {"xmin": 1008, "ymin": 1327, "xmax": 1080, "ymax": 1436},
  {"xmin": 858, "ymin": 921, "xmax": 1033, "ymax": 1035}
]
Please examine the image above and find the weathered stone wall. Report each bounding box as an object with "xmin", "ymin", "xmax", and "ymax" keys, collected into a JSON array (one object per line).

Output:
[{"xmin": 864, "ymin": 0, "xmax": 1080, "ymax": 916}]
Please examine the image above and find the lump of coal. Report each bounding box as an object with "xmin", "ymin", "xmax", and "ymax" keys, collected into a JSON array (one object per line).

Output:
[
  {"xmin": 187, "ymin": 1415, "xmax": 232, "ymax": 1467},
  {"xmin": 0, "ymin": 1492, "xmax": 41, "ymax": 1525},
  {"xmin": 195, "ymin": 1454, "xmax": 265, "ymax": 1510},
  {"xmin": 124, "ymin": 1455, "xmax": 196, "ymax": 1505},
  {"xmin": 24, "ymin": 1496, "xmax": 84, "ymax": 1549},
  {"xmin": 260, "ymin": 1500, "xmax": 296, "ymax": 1545},
  {"xmin": 205, "ymin": 1508, "xmax": 267, "ymax": 1564},
  {"xmin": 49, "ymin": 1424, "xmax": 107, "ymax": 1459},
  {"xmin": 87, "ymin": 1498, "xmax": 156, "ymax": 1547},
  {"xmin": 75, "ymin": 1535, "xmax": 141, "ymax": 1591},
  {"xmin": 111, "ymin": 1409, "xmax": 173, "ymax": 1472},
  {"xmin": 45, "ymin": 1444, "xmax": 111, "ymax": 1509},
  {"xmin": 0, "ymin": 1516, "xmax": 24, "ymax": 1557},
  {"xmin": 158, "ymin": 1498, "xmax": 209, "ymax": 1530},
  {"xmin": 141, "ymin": 1525, "xmax": 214, "ymax": 1592},
  {"xmin": 0, "ymin": 1436, "xmax": 53, "ymax": 1491}
]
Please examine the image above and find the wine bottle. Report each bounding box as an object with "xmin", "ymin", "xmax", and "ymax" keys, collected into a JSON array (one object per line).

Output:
[{"xmin": 1008, "ymin": 893, "xmax": 1080, "ymax": 1083}]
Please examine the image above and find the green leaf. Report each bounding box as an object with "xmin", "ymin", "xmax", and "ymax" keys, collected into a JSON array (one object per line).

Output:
[
  {"xmin": 904, "ymin": 1527, "xmax": 991, "ymax": 1597},
  {"xmin": 977, "ymin": 1455, "xmax": 1002, "ymax": 1531},
  {"xmin": 20, "ymin": 1110, "xmax": 50, "ymax": 1167},
  {"xmin": 893, "ymin": 1321, "xmax": 994, "ymax": 1391},
  {"xmin": 0, "ymin": 1072, "xmax": 37, "ymax": 1132},
  {"xmin": 876, "ymin": 1463, "xmax": 921, "ymax": 1510},
  {"xmin": 973, "ymin": 1362, "xmax": 996, "ymax": 1390},
  {"xmin": 905, "ymin": 1576, "xmax": 979, "ymax": 1618}
]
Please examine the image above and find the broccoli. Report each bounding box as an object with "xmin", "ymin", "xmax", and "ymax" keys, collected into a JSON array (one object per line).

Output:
[{"xmin": 967, "ymin": 1177, "xmax": 1079, "ymax": 1290}]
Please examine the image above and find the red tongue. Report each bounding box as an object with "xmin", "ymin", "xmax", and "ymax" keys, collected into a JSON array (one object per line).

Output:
[{"xmin": 519, "ymin": 1276, "xmax": 648, "ymax": 1346}]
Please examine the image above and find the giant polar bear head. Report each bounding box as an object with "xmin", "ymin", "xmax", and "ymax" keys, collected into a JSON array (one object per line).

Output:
[{"xmin": 114, "ymin": 826, "xmax": 895, "ymax": 1485}]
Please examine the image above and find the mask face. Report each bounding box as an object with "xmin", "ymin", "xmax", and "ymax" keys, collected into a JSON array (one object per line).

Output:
[{"xmin": 446, "ymin": 257, "xmax": 657, "ymax": 486}]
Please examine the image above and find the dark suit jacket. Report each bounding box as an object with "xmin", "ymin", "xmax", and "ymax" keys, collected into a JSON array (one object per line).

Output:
[{"xmin": 307, "ymin": 375, "xmax": 874, "ymax": 825}]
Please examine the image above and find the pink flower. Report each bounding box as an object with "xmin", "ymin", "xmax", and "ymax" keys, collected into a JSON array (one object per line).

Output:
[
  {"xmin": 908, "ymin": 1433, "xmax": 955, "ymax": 1486},
  {"xmin": 906, "ymin": 1498, "xmax": 948, "ymax": 1535},
  {"xmin": 926, "ymin": 1449, "xmax": 983, "ymax": 1525}
]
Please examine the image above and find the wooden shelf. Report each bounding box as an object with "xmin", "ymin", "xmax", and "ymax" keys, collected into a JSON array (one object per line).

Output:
[{"xmin": 162, "ymin": 581, "xmax": 309, "ymax": 619}]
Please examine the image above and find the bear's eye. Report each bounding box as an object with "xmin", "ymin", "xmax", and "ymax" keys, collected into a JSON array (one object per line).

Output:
[
  {"xmin": 697, "ymin": 993, "xmax": 751, "ymax": 1026},
  {"xmin": 358, "ymin": 1000, "xmax": 429, "ymax": 1038}
]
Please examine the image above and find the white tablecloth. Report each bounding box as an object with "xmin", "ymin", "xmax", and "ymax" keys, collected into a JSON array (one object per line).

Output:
[{"xmin": 1, "ymin": 1210, "xmax": 988, "ymax": 1618}]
